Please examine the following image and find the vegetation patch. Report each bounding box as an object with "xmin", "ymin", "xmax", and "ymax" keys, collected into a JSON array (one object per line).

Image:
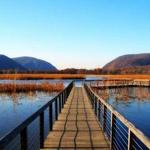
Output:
[
  {"xmin": 0, "ymin": 74, "xmax": 85, "ymax": 80},
  {"xmin": 0, "ymin": 82, "xmax": 64, "ymax": 93}
]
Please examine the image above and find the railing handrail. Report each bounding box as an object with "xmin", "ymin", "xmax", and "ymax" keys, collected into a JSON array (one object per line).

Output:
[
  {"xmin": 84, "ymin": 83, "xmax": 150, "ymax": 149},
  {"xmin": 0, "ymin": 81, "xmax": 74, "ymax": 148}
]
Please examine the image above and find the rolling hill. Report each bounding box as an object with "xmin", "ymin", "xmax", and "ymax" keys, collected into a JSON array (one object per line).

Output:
[
  {"xmin": 0, "ymin": 55, "xmax": 26, "ymax": 72},
  {"xmin": 103, "ymin": 53, "xmax": 150, "ymax": 73},
  {"xmin": 13, "ymin": 56, "xmax": 57, "ymax": 72}
]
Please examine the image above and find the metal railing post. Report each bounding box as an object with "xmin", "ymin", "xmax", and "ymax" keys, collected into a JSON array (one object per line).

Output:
[
  {"xmin": 40, "ymin": 112, "xmax": 44, "ymax": 148},
  {"xmin": 59, "ymin": 95, "xmax": 61, "ymax": 113},
  {"xmin": 103, "ymin": 105, "xmax": 106, "ymax": 131},
  {"xmin": 128, "ymin": 129, "xmax": 132, "ymax": 150},
  {"xmin": 64, "ymin": 89, "xmax": 66, "ymax": 103},
  {"xmin": 98, "ymin": 101, "xmax": 101, "ymax": 122},
  {"xmin": 95, "ymin": 97, "xmax": 97, "ymax": 116},
  {"xmin": 49, "ymin": 103, "xmax": 53, "ymax": 131},
  {"xmin": 92, "ymin": 94, "xmax": 94, "ymax": 108},
  {"xmin": 63, "ymin": 91, "xmax": 65, "ymax": 104},
  {"xmin": 110, "ymin": 112, "xmax": 114, "ymax": 149},
  {"xmin": 62, "ymin": 92, "xmax": 64, "ymax": 106},
  {"xmin": 20, "ymin": 127, "xmax": 28, "ymax": 150},
  {"xmin": 55, "ymin": 98, "xmax": 58, "ymax": 120}
]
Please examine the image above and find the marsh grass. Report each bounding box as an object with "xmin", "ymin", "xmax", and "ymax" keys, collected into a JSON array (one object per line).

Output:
[
  {"xmin": 0, "ymin": 74, "xmax": 85, "ymax": 80},
  {"xmin": 97, "ymin": 74, "xmax": 150, "ymax": 80},
  {"xmin": 0, "ymin": 82, "xmax": 64, "ymax": 93}
]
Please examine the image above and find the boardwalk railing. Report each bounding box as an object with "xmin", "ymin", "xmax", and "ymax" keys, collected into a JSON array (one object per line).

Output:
[
  {"xmin": 0, "ymin": 81, "xmax": 74, "ymax": 150},
  {"xmin": 84, "ymin": 83, "xmax": 150, "ymax": 150}
]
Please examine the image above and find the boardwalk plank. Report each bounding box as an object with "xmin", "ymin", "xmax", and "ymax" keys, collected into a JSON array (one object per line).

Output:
[{"xmin": 42, "ymin": 86, "xmax": 109, "ymax": 149}]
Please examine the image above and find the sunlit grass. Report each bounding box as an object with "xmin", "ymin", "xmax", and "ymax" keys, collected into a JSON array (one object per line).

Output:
[
  {"xmin": 0, "ymin": 74, "xmax": 85, "ymax": 80},
  {"xmin": 0, "ymin": 82, "xmax": 64, "ymax": 93},
  {"xmin": 92, "ymin": 74, "xmax": 150, "ymax": 80}
]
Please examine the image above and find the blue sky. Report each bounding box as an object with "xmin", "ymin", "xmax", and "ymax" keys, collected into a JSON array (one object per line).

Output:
[{"xmin": 0, "ymin": 0, "xmax": 149, "ymax": 69}]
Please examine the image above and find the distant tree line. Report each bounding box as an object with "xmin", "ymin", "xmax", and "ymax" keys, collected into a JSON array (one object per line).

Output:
[
  {"xmin": 0, "ymin": 66, "xmax": 149, "ymax": 74},
  {"xmin": 0, "ymin": 68, "xmax": 101, "ymax": 74},
  {"xmin": 0, "ymin": 68, "xmax": 103, "ymax": 74},
  {"xmin": 58, "ymin": 68, "xmax": 102, "ymax": 74}
]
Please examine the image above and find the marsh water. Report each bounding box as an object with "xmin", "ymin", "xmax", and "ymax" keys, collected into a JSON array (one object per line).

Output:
[
  {"xmin": 0, "ymin": 78, "xmax": 150, "ymax": 141},
  {"xmin": 0, "ymin": 79, "xmax": 72, "ymax": 138},
  {"xmin": 0, "ymin": 92, "xmax": 55, "ymax": 137},
  {"xmin": 94, "ymin": 86, "xmax": 150, "ymax": 138}
]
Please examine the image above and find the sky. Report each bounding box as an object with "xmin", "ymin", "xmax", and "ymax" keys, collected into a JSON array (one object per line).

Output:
[{"xmin": 0, "ymin": 0, "xmax": 150, "ymax": 69}]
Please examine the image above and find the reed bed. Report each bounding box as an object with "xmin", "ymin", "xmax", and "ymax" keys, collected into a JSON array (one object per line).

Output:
[
  {"xmin": 0, "ymin": 82, "xmax": 64, "ymax": 93},
  {"xmin": 93, "ymin": 74, "xmax": 150, "ymax": 80},
  {"xmin": 0, "ymin": 74, "xmax": 85, "ymax": 80},
  {"xmin": 0, "ymin": 74, "xmax": 149, "ymax": 81}
]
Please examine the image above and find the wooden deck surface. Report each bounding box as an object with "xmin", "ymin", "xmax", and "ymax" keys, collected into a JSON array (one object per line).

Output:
[{"xmin": 42, "ymin": 86, "xmax": 109, "ymax": 150}]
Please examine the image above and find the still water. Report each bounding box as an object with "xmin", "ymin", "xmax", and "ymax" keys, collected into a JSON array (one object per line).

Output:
[
  {"xmin": 94, "ymin": 87, "xmax": 150, "ymax": 138},
  {"xmin": 0, "ymin": 79, "xmax": 71, "ymax": 138},
  {"xmin": 0, "ymin": 92, "xmax": 56, "ymax": 137},
  {"xmin": 0, "ymin": 78, "xmax": 150, "ymax": 141}
]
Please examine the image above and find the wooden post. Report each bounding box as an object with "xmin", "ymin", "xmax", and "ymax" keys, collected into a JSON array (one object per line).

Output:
[
  {"xmin": 49, "ymin": 103, "xmax": 53, "ymax": 131},
  {"xmin": 20, "ymin": 127, "xmax": 28, "ymax": 150},
  {"xmin": 40, "ymin": 112, "xmax": 44, "ymax": 148}
]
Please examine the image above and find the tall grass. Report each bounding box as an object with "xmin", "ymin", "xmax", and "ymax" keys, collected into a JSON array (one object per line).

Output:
[
  {"xmin": 94, "ymin": 74, "xmax": 150, "ymax": 80},
  {"xmin": 0, "ymin": 82, "xmax": 64, "ymax": 93},
  {"xmin": 0, "ymin": 74, "xmax": 85, "ymax": 80}
]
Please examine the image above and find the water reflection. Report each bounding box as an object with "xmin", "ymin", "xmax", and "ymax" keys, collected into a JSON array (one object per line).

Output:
[
  {"xmin": 0, "ymin": 91, "xmax": 56, "ymax": 137},
  {"xmin": 0, "ymin": 79, "xmax": 72, "ymax": 87},
  {"xmin": 95, "ymin": 87, "xmax": 150, "ymax": 102},
  {"xmin": 94, "ymin": 87, "xmax": 150, "ymax": 138}
]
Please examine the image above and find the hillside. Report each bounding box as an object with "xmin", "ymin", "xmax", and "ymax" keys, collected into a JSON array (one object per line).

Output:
[
  {"xmin": 103, "ymin": 53, "xmax": 150, "ymax": 74},
  {"xmin": 13, "ymin": 56, "xmax": 57, "ymax": 72},
  {"xmin": 0, "ymin": 55, "xmax": 26, "ymax": 72}
]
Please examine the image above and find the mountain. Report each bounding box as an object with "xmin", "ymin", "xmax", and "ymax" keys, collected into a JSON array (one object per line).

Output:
[
  {"xmin": 13, "ymin": 56, "xmax": 57, "ymax": 72},
  {"xmin": 0, "ymin": 54, "xmax": 26, "ymax": 72},
  {"xmin": 103, "ymin": 53, "xmax": 150, "ymax": 73}
]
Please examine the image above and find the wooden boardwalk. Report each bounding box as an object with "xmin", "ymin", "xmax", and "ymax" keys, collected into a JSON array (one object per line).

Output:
[{"xmin": 42, "ymin": 86, "xmax": 109, "ymax": 150}]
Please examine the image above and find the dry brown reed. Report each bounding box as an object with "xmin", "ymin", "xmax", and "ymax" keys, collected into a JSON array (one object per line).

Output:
[
  {"xmin": 93, "ymin": 74, "xmax": 150, "ymax": 80},
  {"xmin": 0, "ymin": 74, "xmax": 85, "ymax": 80},
  {"xmin": 0, "ymin": 82, "xmax": 64, "ymax": 93}
]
